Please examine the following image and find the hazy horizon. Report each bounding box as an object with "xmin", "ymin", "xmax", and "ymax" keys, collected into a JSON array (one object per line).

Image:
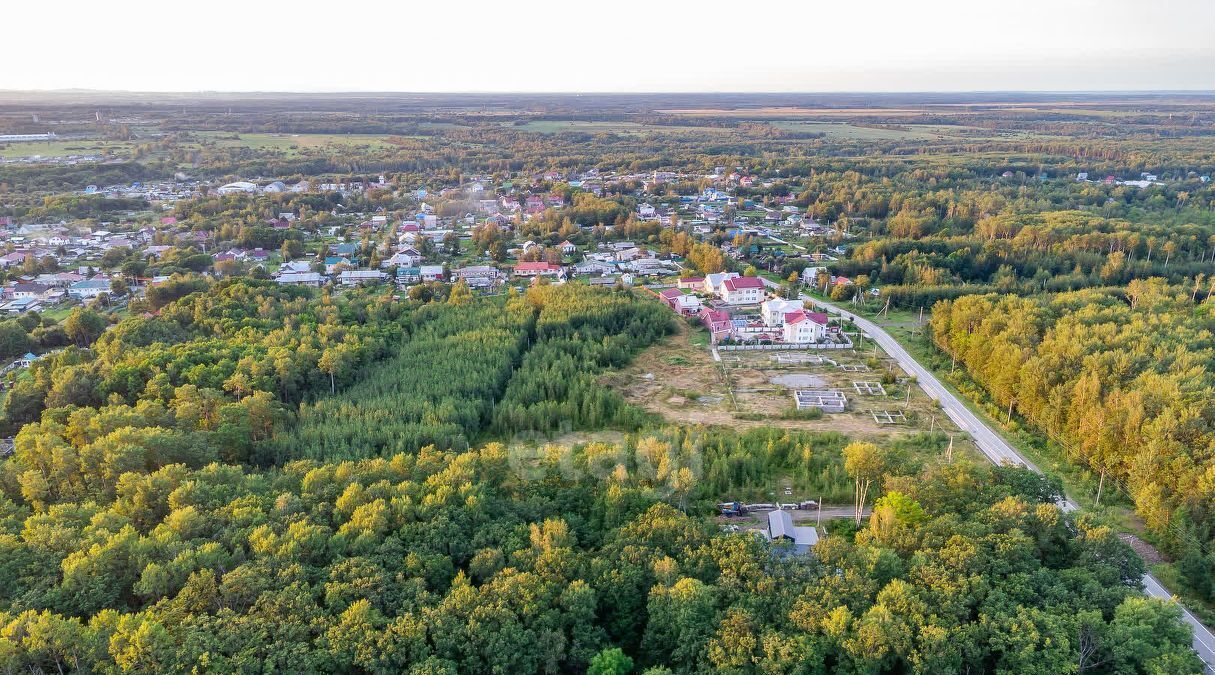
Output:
[{"xmin": 7, "ymin": 0, "xmax": 1214, "ymax": 93}]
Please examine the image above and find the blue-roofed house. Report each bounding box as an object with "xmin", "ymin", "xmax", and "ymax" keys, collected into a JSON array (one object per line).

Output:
[{"xmin": 324, "ymin": 257, "xmax": 351, "ymax": 274}]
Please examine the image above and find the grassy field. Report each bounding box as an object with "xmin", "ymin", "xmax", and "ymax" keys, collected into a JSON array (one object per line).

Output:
[
  {"xmin": 0, "ymin": 139, "xmax": 137, "ymax": 159},
  {"xmin": 514, "ymin": 120, "xmax": 732, "ymax": 135},
  {"xmin": 194, "ymin": 132, "xmax": 397, "ymax": 154},
  {"xmin": 1, "ymin": 132, "xmax": 399, "ymax": 160},
  {"xmin": 772, "ymin": 121, "xmax": 949, "ymax": 141}
]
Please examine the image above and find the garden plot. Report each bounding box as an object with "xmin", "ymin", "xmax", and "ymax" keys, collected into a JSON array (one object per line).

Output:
[
  {"xmin": 852, "ymin": 381, "xmax": 887, "ymax": 396},
  {"xmin": 839, "ymin": 364, "xmax": 870, "ymax": 372},
  {"xmin": 771, "ymin": 354, "xmax": 829, "ymax": 365},
  {"xmin": 793, "ymin": 390, "xmax": 848, "ymax": 413},
  {"xmin": 772, "ymin": 373, "xmax": 829, "ymax": 388},
  {"xmin": 870, "ymin": 410, "xmax": 908, "ymax": 424}
]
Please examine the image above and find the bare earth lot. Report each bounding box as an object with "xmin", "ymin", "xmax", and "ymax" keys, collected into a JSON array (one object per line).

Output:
[{"xmin": 604, "ymin": 323, "xmax": 981, "ymax": 456}]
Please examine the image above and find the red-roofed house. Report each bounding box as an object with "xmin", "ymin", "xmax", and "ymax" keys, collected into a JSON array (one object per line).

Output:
[
  {"xmin": 719, "ymin": 276, "xmax": 765, "ymax": 305},
  {"xmin": 513, "ymin": 262, "xmax": 562, "ymax": 277},
  {"xmin": 658, "ymin": 288, "xmax": 702, "ymax": 315},
  {"xmin": 699, "ymin": 308, "xmax": 733, "ymax": 343},
  {"xmin": 783, "ymin": 310, "xmax": 829, "ymax": 343}
]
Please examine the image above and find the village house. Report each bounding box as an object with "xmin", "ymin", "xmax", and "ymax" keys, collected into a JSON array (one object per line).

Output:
[
  {"xmin": 276, "ymin": 261, "xmax": 312, "ymax": 276},
  {"xmin": 782, "ymin": 310, "xmax": 829, "ymax": 343},
  {"xmin": 68, "ymin": 277, "xmax": 111, "ymax": 300},
  {"xmin": 339, "ymin": 270, "xmax": 388, "ymax": 286},
  {"xmin": 324, "ymin": 257, "xmax": 351, "ymax": 274},
  {"xmin": 396, "ymin": 267, "xmax": 421, "ymax": 285},
  {"xmin": 658, "ymin": 288, "xmax": 702, "ymax": 316},
  {"xmin": 512, "ymin": 262, "xmax": 562, "ymax": 278},
  {"xmin": 10, "ymin": 283, "xmax": 51, "ymax": 300},
  {"xmin": 702, "ymin": 272, "xmax": 739, "ymax": 295},
  {"xmin": 766, "ymin": 510, "xmax": 819, "ymax": 555},
  {"xmin": 276, "ymin": 272, "xmax": 325, "ymax": 288},
  {"xmin": 0, "ymin": 252, "xmax": 28, "ymax": 269},
  {"xmin": 719, "ymin": 276, "xmax": 765, "ymax": 305},
  {"xmin": 382, "ymin": 249, "xmax": 422, "ymax": 268},
  {"xmin": 699, "ymin": 308, "xmax": 733, "ymax": 344},
  {"xmin": 574, "ymin": 261, "xmax": 616, "ymax": 277},
  {"xmin": 1, "ymin": 297, "xmax": 42, "ymax": 314},
  {"xmin": 453, "ymin": 266, "xmax": 501, "ymax": 289},
  {"xmin": 761, "ymin": 298, "xmax": 805, "ymax": 326},
  {"xmin": 419, "ymin": 265, "xmax": 446, "ymax": 282}
]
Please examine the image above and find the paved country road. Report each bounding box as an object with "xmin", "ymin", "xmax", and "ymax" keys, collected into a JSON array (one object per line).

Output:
[{"xmin": 756, "ymin": 278, "xmax": 1215, "ymax": 672}]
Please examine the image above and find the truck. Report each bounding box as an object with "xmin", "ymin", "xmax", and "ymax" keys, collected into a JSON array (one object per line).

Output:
[{"xmin": 717, "ymin": 502, "xmax": 745, "ymax": 517}]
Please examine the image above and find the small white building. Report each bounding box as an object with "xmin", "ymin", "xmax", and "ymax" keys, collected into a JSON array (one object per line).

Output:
[
  {"xmin": 339, "ymin": 270, "xmax": 388, "ymax": 286},
  {"xmin": 276, "ymin": 272, "xmax": 325, "ymax": 288},
  {"xmin": 419, "ymin": 265, "xmax": 445, "ymax": 282},
  {"xmin": 68, "ymin": 278, "xmax": 111, "ymax": 300},
  {"xmin": 382, "ymin": 250, "xmax": 422, "ymax": 268},
  {"xmin": 217, "ymin": 181, "xmax": 258, "ymax": 195}
]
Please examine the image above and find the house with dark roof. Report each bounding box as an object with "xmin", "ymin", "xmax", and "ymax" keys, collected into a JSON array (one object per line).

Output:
[{"xmin": 767, "ymin": 509, "xmax": 819, "ymax": 555}]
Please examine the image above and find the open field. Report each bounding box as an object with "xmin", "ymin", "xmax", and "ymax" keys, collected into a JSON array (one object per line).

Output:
[
  {"xmin": 656, "ymin": 107, "xmax": 948, "ymax": 117},
  {"xmin": 771, "ymin": 121, "xmax": 950, "ymax": 141},
  {"xmin": 514, "ymin": 120, "xmax": 733, "ymax": 134},
  {"xmin": 602, "ymin": 321, "xmax": 981, "ymax": 458},
  {"xmin": 0, "ymin": 132, "xmax": 399, "ymax": 160},
  {"xmin": 0, "ymin": 139, "xmax": 137, "ymax": 159},
  {"xmin": 194, "ymin": 131, "xmax": 398, "ymax": 153}
]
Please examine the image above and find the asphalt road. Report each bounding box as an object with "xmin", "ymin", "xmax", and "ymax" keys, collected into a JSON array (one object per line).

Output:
[{"xmin": 757, "ymin": 278, "xmax": 1215, "ymax": 672}]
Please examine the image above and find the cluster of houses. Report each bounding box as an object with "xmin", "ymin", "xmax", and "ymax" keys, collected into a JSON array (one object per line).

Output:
[
  {"xmin": 653, "ymin": 272, "xmax": 833, "ymax": 346},
  {"xmin": 1, "ymin": 273, "xmax": 113, "ymax": 313},
  {"xmin": 0, "ymin": 161, "xmax": 856, "ymax": 318}
]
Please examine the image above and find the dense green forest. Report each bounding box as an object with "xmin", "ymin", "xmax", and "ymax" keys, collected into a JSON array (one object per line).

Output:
[
  {"xmin": 930, "ymin": 280, "xmax": 1215, "ymax": 602},
  {"xmin": 0, "ymin": 439, "xmax": 1199, "ymax": 673},
  {"xmin": 0, "ymin": 279, "xmax": 1202, "ymax": 672},
  {"xmin": 269, "ymin": 283, "xmax": 673, "ymax": 464}
]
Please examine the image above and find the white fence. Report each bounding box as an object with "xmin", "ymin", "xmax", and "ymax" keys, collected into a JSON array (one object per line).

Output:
[{"xmin": 718, "ymin": 339, "xmax": 853, "ymax": 352}]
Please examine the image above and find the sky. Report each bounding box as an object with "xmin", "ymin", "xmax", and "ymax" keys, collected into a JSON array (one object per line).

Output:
[{"xmin": 6, "ymin": 0, "xmax": 1215, "ymax": 92}]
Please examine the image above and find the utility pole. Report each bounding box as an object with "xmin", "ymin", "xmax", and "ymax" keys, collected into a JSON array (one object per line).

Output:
[
  {"xmin": 946, "ymin": 435, "xmax": 954, "ymax": 463},
  {"xmin": 918, "ymin": 306, "xmax": 923, "ymax": 324},
  {"xmin": 816, "ymin": 497, "xmax": 822, "ymax": 527},
  {"xmin": 1006, "ymin": 398, "xmax": 1015, "ymax": 425},
  {"xmin": 904, "ymin": 383, "xmax": 912, "ymax": 407},
  {"xmin": 929, "ymin": 414, "xmax": 936, "ymax": 433}
]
